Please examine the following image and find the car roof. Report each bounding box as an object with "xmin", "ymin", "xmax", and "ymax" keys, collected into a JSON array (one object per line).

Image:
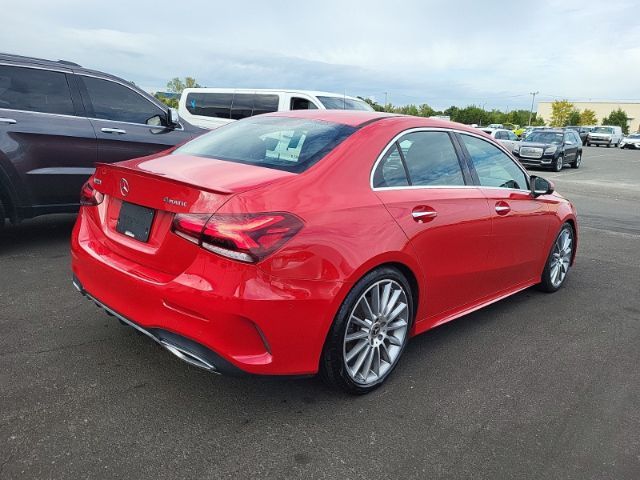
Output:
[
  {"xmin": 182, "ymin": 87, "xmax": 367, "ymax": 102},
  {"xmin": 261, "ymin": 109, "xmax": 487, "ymax": 133}
]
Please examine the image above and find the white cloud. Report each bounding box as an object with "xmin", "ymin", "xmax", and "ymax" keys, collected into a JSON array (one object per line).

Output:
[{"xmin": 2, "ymin": 0, "xmax": 639, "ymax": 109}]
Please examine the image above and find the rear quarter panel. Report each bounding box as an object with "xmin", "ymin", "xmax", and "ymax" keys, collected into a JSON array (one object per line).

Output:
[{"xmin": 218, "ymin": 118, "xmax": 429, "ymax": 325}]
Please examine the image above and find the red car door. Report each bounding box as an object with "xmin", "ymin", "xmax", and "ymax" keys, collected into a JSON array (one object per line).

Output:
[
  {"xmin": 458, "ymin": 133, "xmax": 553, "ymax": 292},
  {"xmin": 372, "ymin": 130, "xmax": 493, "ymax": 321}
]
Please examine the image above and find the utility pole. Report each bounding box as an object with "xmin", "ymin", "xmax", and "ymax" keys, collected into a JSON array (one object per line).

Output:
[
  {"xmin": 384, "ymin": 92, "xmax": 388, "ymax": 110},
  {"xmin": 528, "ymin": 91, "xmax": 539, "ymax": 126}
]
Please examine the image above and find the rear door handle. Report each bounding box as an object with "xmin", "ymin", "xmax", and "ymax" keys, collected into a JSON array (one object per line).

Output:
[
  {"xmin": 101, "ymin": 127, "xmax": 127, "ymax": 135},
  {"xmin": 495, "ymin": 202, "xmax": 511, "ymax": 215},
  {"xmin": 412, "ymin": 207, "xmax": 437, "ymax": 222},
  {"xmin": 0, "ymin": 118, "xmax": 17, "ymax": 124}
]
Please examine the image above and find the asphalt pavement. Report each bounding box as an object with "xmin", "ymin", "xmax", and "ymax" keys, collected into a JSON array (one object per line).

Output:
[{"xmin": 1, "ymin": 146, "xmax": 639, "ymax": 479}]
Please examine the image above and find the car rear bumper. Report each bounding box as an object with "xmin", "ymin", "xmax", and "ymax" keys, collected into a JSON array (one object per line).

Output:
[{"xmin": 71, "ymin": 208, "xmax": 343, "ymax": 376}]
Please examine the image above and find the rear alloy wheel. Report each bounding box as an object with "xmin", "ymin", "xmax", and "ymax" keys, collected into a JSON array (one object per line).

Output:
[
  {"xmin": 538, "ymin": 223, "xmax": 574, "ymax": 292},
  {"xmin": 320, "ymin": 267, "xmax": 413, "ymax": 394},
  {"xmin": 554, "ymin": 155, "xmax": 564, "ymax": 172},
  {"xmin": 570, "ymin": 152, "xmax": 582, "ymax": 169}
]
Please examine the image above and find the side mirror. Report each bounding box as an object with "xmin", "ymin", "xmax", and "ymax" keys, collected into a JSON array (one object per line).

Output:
[
  {"xmin": 565, "ymin": 141, "xmax": 573, "ymax": 146},
  {"xmin": 530, "ymin": 175, "xmax": 554, "ymax": 197},
  {"xmin": 167, "ymin": 108, "xmax": 180, "ymax": 127}
]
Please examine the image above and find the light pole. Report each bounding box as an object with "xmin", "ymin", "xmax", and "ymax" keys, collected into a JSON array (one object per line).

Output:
[
  {"xmin": 384, "ymin": 92, "xmax": 388, "ymax": 110},
  {"xmin": 528, "ymin": 91, "xmax": 539, "ymax": 126}
]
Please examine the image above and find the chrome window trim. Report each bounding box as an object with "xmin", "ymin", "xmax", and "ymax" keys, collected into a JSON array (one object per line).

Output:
[
  {"xmin": 0, "ymin": 61, "xmax": 70, "ymax": 74},
  {"xmin": 370, "ymin": 127, "xmax": 531, "ymax": 193},
  {"xmin": 0, "ymin": 106, "xmax": 184, "ymax": 131},
  {"xmin": 0, "ymin": 107, "xmax": 85, "ymax": 120}
]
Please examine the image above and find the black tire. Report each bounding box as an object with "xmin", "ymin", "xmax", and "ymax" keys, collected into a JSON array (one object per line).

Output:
[
  {"xmin": 320, "ymin": 266, "xmax": 415, "ymax": 395},
  {"xmin": 537, "ymin": 223, "xmax": 575, "ymax": 293},
  {"xmin": 0, "ymin": 197, "xmax": 5, "ymax": 230},
  {"xmin": 554, "ymin": 155, "xmax": 564, "ymax": 172},
  {"xmin": 570, "ymin": 152, "xmax": 582, "ymax": 169}
]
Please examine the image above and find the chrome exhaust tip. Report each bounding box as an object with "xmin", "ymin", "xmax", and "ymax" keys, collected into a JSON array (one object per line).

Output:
[{"xmin": 159, "ymin": 341, "xmax": 218, "ymax": 372}]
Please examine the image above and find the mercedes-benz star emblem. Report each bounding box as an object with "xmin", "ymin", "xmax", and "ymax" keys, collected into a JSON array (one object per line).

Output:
[{"xmin": 120, "ymin": 178, "xmax": 129, "ymax": 197}]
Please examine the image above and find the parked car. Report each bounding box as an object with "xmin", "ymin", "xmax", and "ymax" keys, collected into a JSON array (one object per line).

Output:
[
  {"xmin": 480, "ymin": 127, "xmax": 520, "ymax": 151},
  {"xmin": 520, "ymin": 126, "xmax": 547, "ymax": 140},
  {"xmin": 72, "ymin": 111, "xmax": 578, "ymax": 394},
  {"xmin": 565, "ymin": 126, "xmax": 592, "ymax": 145},
  {"xmin": 586, "ymin": 125, "xmax": 623, "ymax": 147},
  {"xmin": 620, "ymin": 133, "xmax": 640, "ymax": 149},
  {"xmin": 513, "ymin": 128, "xmax": 582, "ymax": 171},
  {"xmin": 0, "ymin": 53, "xmax": 204, "ymax": 228},
  {"xmin": 179, "ymin": 88, "xmax": 374, "ymax": 129}
]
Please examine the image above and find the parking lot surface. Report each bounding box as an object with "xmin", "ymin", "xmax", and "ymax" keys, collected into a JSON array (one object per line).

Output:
[{"xmin": 1, "ymin": 147, "xmax": 639, "ymax": 479}]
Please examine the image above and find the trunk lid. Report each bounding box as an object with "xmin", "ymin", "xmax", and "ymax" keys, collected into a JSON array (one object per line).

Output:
[{"xmin": 89, "ymin": 153, "xmax": 294, "ymax": 275}]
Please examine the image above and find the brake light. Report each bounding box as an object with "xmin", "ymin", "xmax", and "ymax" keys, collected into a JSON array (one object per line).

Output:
[
  {"xmin": 171, "ymin": 212, "xmax": 303, "ymax": 263},
  {"xmin": 80, "ymin": 181, "xmax": 104, "ymax": 206}
]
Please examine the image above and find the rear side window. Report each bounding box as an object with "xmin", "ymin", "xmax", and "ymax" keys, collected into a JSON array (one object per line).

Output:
[
  {"xmin": 373, "ymin": 144, "xmax": 409, "ymax": 188},
  {"xmin": 317, "ymin": 96, "xmax": 374, "ymax": 111},
  {"xmin": 81, "ymin": 76, "xmax": 164, "ymax": 125},
  {"xmin": 397, "ymin": 131, "xmax": 465, "ymax": 186},
  {"xmin": 253, "ymin": 94, "xmax": 279, "ymax": 116},
  {"xmin": 0, "ymin": 65, "xmax": 75, "ymax": 115},
  {"xmin": 230, "ymin": 93, "xmax": 254, "ymax": 120},
  {"xmin": 186, "ymin": 92, "xmax": 233, "ymax": 118},
  {"xmin": 461, "ymin": 134, "xmax": 528, "ymax": 190},
  {"xmin": 187, "ymin": 92, "xmax": 280, "ymax": 119},
  {"xmin": 174, "ymin": 116, "xmax": 356, "ymax": 173},
  {"xmin": 290, "ymin": 97, "xmax": 318, "ymax": 110}
]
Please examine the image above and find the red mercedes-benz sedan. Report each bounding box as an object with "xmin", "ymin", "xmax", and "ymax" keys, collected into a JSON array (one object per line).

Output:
[{"xmin": 71, "ymin": 110, "xmax": 577, "ymax": 394}]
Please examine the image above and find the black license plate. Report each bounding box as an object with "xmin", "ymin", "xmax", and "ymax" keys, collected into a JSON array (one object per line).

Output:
[{"xmin": 116, "ymin": 202, "xmax": 155, "ymax": 242}]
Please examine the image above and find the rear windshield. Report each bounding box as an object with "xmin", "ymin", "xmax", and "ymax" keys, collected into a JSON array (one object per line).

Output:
[
  {"xmin": 317, "ymin": 96, "xmax": 374, "ymax": 111},
  {"xmin": 173, "ymin": 116, "xmax": 357, "ymax": 173},
  {"xmin": 592, "ymin": 127, "xmax": 614, "ymax": 134},
  {"xmin": 526, "ymin": 132, "xmax": 564, "ymax": 144}
]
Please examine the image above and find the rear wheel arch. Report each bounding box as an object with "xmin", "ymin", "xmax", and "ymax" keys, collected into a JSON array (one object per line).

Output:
[{"xmin": 319, "ymin": 262, "xmax": 418, "ymax": 393}]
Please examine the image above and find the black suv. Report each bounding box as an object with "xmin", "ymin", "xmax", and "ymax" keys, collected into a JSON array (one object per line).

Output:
[
  {"xmin": 0, "ymin": 53, "xmax": 204, "ymax": 227},
  {"xmin": 513, "ymin": 128, "xmax": 583, "ymax": 171}
]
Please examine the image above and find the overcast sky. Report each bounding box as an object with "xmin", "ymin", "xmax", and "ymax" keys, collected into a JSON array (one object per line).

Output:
[{"xmin": 2, "ymin": 0, "xmax": 639, "ymax": 110}]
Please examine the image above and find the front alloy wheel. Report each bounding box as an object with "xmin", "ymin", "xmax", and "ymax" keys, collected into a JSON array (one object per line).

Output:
[
  {"xmin": 554, "ymin": 155, "xmax": 564, "ymax": 172},
  {"xmin": 571, "ymin": 153, "xmax": 581, "ymax": 169},
  {"xmin": 320, "ymin": 267, "xmax": 413, "ymax": 394},
  {"xmin": 538, "ymin": 224, "xmax": 574, "ymax": 292}
]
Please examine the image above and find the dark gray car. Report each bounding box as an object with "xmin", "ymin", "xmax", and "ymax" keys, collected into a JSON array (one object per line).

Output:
[{"xmin": 0, "ymin": 53, "xmax": 204, "ymax": 227}]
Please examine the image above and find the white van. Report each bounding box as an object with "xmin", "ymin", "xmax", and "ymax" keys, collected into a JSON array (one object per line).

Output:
[
  {"xmin": 586, "ymin": 125, "xmax": 624, "ymax": 147},
  {"xmin": 178, "ymin": 88, "xmax": 374, "ymax": 129}
]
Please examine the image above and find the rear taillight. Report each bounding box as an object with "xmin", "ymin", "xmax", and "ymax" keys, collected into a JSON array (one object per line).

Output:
[
  {"xmin": 80, "ymin": 181, "xmax": 104, "ymax": 206},
  {"xmin": 171, "ymin": 212, "xmax": 303, "ymax": 263}
]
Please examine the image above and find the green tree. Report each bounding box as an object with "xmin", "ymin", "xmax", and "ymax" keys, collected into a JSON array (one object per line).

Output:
[
  {"xmin": 154, "ymin": 93, "xmax": 178, "ymax": 108},
  {"xmin": 358, "ymin": 97, "xmax": 385, "ymax": 112},
  {"xmin": 567, "ymin": 110, "xmax": 581, "ymax": 125},
  {"xmin": 579, "ymin": 109, "xmax": 597, "ymax": 126},
  {"xmin": 166, "ymin": 77, "xmax": 201, "ymax": 94},
  {"xmin": 531, "ymin": 115, "xmax": 545, "ymax": 126},
  {"xmin": 549, "ymin": 100, "xmax": 575, "ymax": 127},
  {"xmin": 601, "ymin": 108, "xmax": 629, "ymax": 134},
  {"xmin": 418, "ymin": 104, "xmax": 437, "ymax": 117}
]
